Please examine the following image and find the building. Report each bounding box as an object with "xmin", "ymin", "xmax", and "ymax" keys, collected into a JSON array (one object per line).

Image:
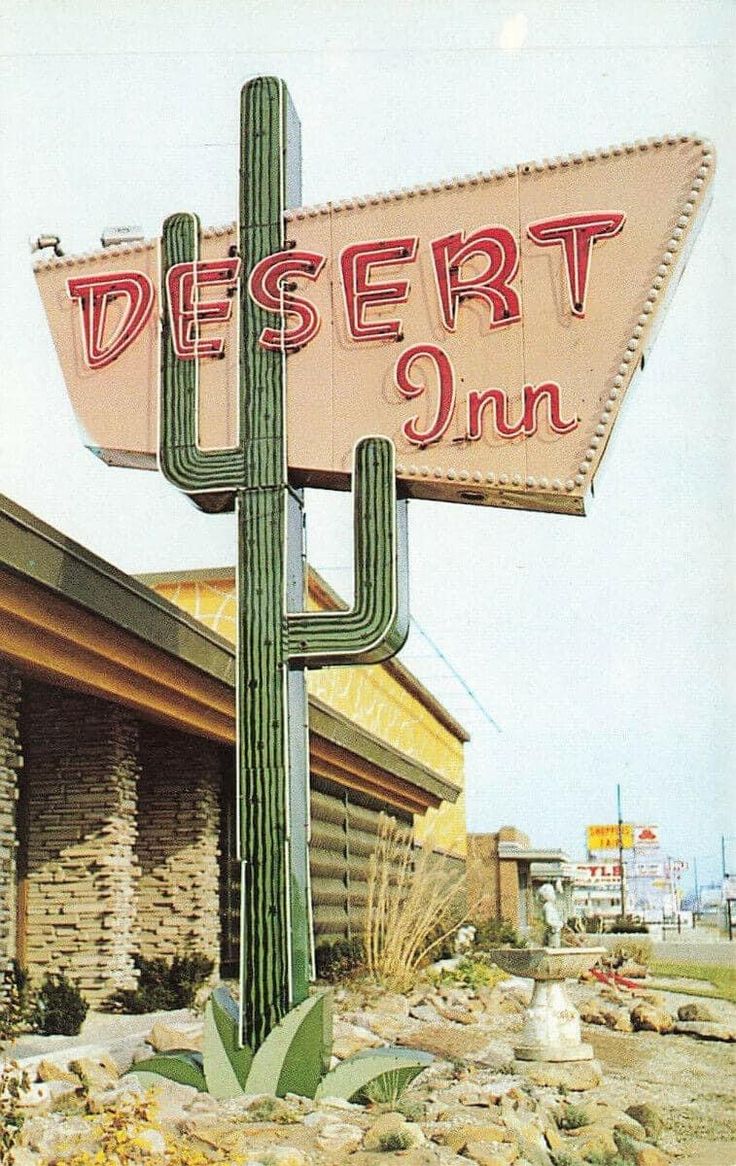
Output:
[
  {"xmin": 467, "ymin": 827, "xmax": 572, "ymax": 937},
  {"xmin": 0, "ymin": 494, "xmax": 466, "ymax": 1004}
]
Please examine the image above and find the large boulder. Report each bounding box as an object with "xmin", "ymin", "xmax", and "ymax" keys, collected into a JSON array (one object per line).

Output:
[{"xmin": 630, "ymin": 1003, "xmax": 674, "ymax": 1034}]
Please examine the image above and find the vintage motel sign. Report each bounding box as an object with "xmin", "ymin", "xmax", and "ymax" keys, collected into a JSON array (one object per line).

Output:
[{"xmin": 35, "ymin": 134, "xmax": 714, "ymax": 516}]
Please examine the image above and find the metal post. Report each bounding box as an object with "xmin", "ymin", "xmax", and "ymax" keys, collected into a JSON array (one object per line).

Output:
[{"xmin": 616, "ymin": 783, "xmax": 625, "ymax": 919}]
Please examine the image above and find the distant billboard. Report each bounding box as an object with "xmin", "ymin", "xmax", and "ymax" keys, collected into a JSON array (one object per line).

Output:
[
  {"xmin": 633, "ymin": 825, "xmax": 660, "ymax": 847},
  {"xmin": 586, "ymin": 823, "xmax": 634, "ymax": 852}
]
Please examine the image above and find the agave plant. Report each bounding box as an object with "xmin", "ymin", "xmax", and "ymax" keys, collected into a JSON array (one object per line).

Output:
[{"xmin": 129, "ymin": 987, "xmax": 431, "ymax": 1102}]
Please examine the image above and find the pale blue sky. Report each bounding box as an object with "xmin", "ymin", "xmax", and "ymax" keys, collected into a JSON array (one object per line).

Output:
[{"xmin": 1, "ymin": 1, "xmax": 733, "ymax": 890}]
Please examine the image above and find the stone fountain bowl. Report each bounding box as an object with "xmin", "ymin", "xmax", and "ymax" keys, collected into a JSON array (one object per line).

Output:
[{"xmin": 487, "ymin": 946, "xmax": 606, "ymax": 981}]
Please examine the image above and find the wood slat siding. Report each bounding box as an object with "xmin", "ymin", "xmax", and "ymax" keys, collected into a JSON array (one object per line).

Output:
[{"xmin": 219, "ymin": 772, "xmax": 413, "ymax": 968}]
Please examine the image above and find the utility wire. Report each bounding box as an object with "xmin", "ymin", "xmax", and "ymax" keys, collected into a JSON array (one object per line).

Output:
[{"xmin": 408, "ymin": 617, "xmax": 502, "ymax": 734}]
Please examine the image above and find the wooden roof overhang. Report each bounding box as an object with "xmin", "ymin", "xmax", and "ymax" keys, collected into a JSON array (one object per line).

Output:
[{"xmin": 0, "ymin": 495, "xmax": 460, "ymax": 817}]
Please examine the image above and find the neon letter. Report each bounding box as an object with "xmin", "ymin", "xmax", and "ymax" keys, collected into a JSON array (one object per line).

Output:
[
  {"xmin": 340, "ymin": 237, "xmax": 418, "ymax": 342},
  {"xmin": 467, "ymin": 389, "xmax": 524, "ymax": 439},
  {"xmin": 527, "ymin": 212, "xmax": 625, "ymax": 316},
  {"xmin": 431, "ymin": 226, "xmax": 520, "ymax": 332},
  {"xmin": 522, "ymin": 382, "xmax": 578, "ymax": 436},
  {"xmin": 166, "ymin": 258, "xmax": 241, "ymax": 359},
  {"xmin": 66, "ymin": 271, "xmax": 154, "ymax": 369},
  {"xmin": 248, "ymin": 249, "xmax": 326, "ymax": 351},
  {"xmin": 394, "ymin": 344, "xmax": 456, "ymax": 445}
]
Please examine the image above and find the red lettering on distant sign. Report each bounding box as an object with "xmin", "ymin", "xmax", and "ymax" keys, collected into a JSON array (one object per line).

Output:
[
  {"xmin": 431, "ymin": 226, "xmax": 521, "ymax": 332},
  {"xmin": 166, "ymin": 258, "xmax": 241, "ymax": 359},
  {"xmin": 340, "ymin": 237, "xmax": 418, "ymax": 342},
  {"xmin": 527, "ymin": 212, "xmax": 625, "ymax": 317},
  {"xmin": 66, "ymin": 271, "xmax": 154, "ymax": 370},
  {"xmin": 248, "ymin": 249, "xmax": 326, "ymax": 351}
]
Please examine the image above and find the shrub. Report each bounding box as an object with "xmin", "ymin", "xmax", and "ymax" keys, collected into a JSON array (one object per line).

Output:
[
  {"xmin": 432, "ymin": 953, "xmax": 508, "ymax": 991},
  {"xmin": 31, "ymin": 973, "xmax": 88, "ymax": 1036},
  {"xmin": 314, "ymin": 937, "xmax": 366, "ymax": 983},
  {"xmin": 111, "ymin": 953, "xmax": 214, "ymax": 1014},
  {"xmin": 363, "ymin": 816, "xmax": 468, "ymax": 992},
  {"xmin": 377, "ymin": 1130, "xmax": 413, "ymax": 1151},
  {"xmin": 556, "ymin": 1102, "xmax": 590, "ymax": 1130},
  {"xmin": 470, "ymin": 917, "xmax": 525, "ymax": 950},
  {"xmin": 0, "ymin": 1061, "xmax": 30, "ymax": 1166},
  {"xmin": 607, "ymin": 938, "xmax": 652, "ymax": 968},
  {"xmin": 0, "ymin": 961, "xmax": 33, "ymax": 1040},
  {"xmin": 606, "ymin": 916, "xmax": 648, "ymax": 934}
]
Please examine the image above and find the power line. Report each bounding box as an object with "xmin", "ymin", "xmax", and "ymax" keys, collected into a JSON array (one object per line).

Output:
[{"xmin": 408, "ymin": 617, "xmax": 502, "ymax": 733}]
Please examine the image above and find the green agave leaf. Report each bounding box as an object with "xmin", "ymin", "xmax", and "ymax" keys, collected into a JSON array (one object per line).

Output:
[
  {"xmin": 245, "ymin": 990, "xmax": 331, "ymax": 1099},
  {"xmin": 126, "ymin": 1051, "xmax": 207, "ymax": 1091},
  {"xmin": 203, "ymin": 985, "xmax": 253, "ymax": 1098},
  {"xmin": 314, "ymin": 1046, "xmax": 433, "ymax": 1102}
]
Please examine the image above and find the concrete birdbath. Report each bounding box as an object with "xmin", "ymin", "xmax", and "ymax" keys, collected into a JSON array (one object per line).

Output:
[{"xmin": 489, "ymin": 944, "xmax": 606, "ymax": 1061}]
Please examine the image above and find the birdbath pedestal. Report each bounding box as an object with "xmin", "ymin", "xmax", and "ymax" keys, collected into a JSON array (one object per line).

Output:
[{"xmin": 488, "ymin": 946, "xmax": 606, "ymax": 1062}]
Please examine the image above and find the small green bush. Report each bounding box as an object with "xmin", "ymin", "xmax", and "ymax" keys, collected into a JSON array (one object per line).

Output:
[
  {"xmin": 432, "ymin": 953, "xmax": 508, "ymax": 990},
  {"xmin": 377, "ymin": 1130, "xmax": 413, "ymax": 1152},
  {"xmin": 556, "ymin": 1102, "xmax": 590, "ymax": 1130},
  {"xmin": 31, "ymin": 973, "xmax": 88, "ymax": 1036},
  {"xmin": 111, "ymin": 953, "xmax": 214, "ymax": 1014},
  {"xmin": 0, "ymin": 962, "xmax": 33, "ymax": 1040},
  {"xmin": 471, "ymin": 918, "xmax": 526, "ymax": 949},
  {"xmin": 314, "ymin": 937, "xmax": 366, "ymax": 983}
]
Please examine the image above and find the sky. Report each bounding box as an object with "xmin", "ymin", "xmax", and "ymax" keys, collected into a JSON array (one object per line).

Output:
[{"xmin": 1, "ymin": 1, "xmax": 733, "ymax": 893}]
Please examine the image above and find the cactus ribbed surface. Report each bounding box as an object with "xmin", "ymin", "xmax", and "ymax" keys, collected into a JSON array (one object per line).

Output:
[{"xmin": 159, "ymin": 76, "xmax": 409, "ymax": 1053}]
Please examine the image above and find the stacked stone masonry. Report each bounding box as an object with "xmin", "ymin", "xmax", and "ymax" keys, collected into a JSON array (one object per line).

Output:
[
  {"xmin": 20, "ymin": 681, "xmax": 141, "ymax": 1005},
  {"xmin": 0, "ymin": 661, "xmax": 22, "ymax": 1001},
  {"xmin": 136, "ymin": 724, "xmax": 221, "ymax": 970}
]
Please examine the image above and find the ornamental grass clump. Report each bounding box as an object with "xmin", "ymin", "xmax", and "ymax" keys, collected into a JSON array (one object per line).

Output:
[{"xmin": 363, "ymin": 815, "xmax": 467, "ymax": 992}]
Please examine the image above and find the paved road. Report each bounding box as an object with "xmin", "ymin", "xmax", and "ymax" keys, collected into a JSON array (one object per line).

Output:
[{"xmin": 651, "ymin": 939, "xmax": 735, "ymax": 967}]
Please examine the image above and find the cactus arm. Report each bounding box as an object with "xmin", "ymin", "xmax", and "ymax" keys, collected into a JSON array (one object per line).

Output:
[
  {"xmin": 286, "ymin": 437, "xmax": 410, "ymax": 667},
  {"xmin": 159, "ymin": 211, "xmax": 244, "ymax": 492}
]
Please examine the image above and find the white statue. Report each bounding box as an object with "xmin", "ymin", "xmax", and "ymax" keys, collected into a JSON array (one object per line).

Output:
[{"xmin": 538, "ymin": 882, "xmax": 563, "ymax": 947}]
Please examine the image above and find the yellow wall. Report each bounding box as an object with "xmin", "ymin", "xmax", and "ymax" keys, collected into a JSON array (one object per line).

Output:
[{"xmin": 152, "ymin": 575, "xmax": 466, "ymax": 857}]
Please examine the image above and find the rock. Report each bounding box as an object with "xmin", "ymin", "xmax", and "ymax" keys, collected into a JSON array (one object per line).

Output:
[
  {"xmin": 371, "ymin": 992, "xmax": 410, "ymax": 1016},
  {"xmin": 363, "ymin": 1112, "xmax": 425, "ymax": 1151},
  {"xmin": 635, "ymin": 1148, "xmax": 671, "ymax": 1166},
  {"xmin": 85, "ymin": 1076, "xmax": 145, "ymax": 1113},
  {"xmin": 148, "ymin": 1018, "xmax": 203, "ymax": 1053},
  {"xmin": 476, "ymin": 986, "xmax": 504, "ymax": 1012},
  {"xmin": 332, "ymin": 1019, "xmax": 384, "ymax": 1059},
  {"xmin": 442, "ymin": 1122, "xmax": 513, "ymax": 1153},
  {"xmin": 435, "ymin": 1004, "xmax": 477, "ymax": 1025},
  {"xmin": 630, "ymin": 1003, "xmax": 674, "ymax": 1034},
  {"xmin": 136, "ymin": 1127, "xmax": 167, "ymax": 1155},
  {"xmin": 6, "ymin": 1149, "xmax": 40, "ymax": 1166},
  {"xmin": 603, "ymin": 1007, "xmax": 634, "ymax": 1033},
  {"xmin": 513, "ymin": 1060, "xmax": 602, "ymax": 1091},
  {"xmin": 677, "ymin": 1001, "xmax": 716, "ymax": 1022},
  {"xmin": 464, "ymin": 1143, "xmax": 518, "ymax": 1166},
  {"xmin": 409, "ymin": 1003, "xmax": 443, "ymax": 1022},
  {"xmin": 263, "ymin": 1150, "xmax": 310, "ymax": 1166},
  {"xmin": 566, "ymin": 1122, "xmax": 619, "ymax": 1157},
  {"xmin": 619, "ymin": 961, "xmax": 649, "ymax": 979},
  {"xmin": 579, "ymin": 1001, "xmax": 606, "ymax": 1025},
  {"xmin": 140, "ymin": 1077, "xmax": 199, "ymax": 1121},
  {"xmin": 317, "ymin": 1120, "xmax": 365, "ymax": 1152},
  {"xmin": 625, "ymin": 1104, "xmax": 664, "ymax": 1140},
  {"xmin": 19, "ymin": 1114, "xmax": 92, "ymax": 1156},
  {"xmin": 68, "ymin": 1051, "xmax": 120, "ymax": 1089},
  {"xmin": 398, "ymin": 1022, "xmax": 492, "ymax": 1060},
  {"xmin": 36, "ymin": 1059, "xmax": 83, "ymax": 1086},
  {"xmin": 673, "ymin": 1021, "xmax": 736, "ymax": 1041}
]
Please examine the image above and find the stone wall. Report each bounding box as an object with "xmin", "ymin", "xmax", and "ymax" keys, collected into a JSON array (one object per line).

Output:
[
  {"xmin": 0, "ymin": 661, "xmax": 22, "ymax": 998},
  {"xmin": 20, "ymin": 681, "xmax": 140, "ymax": 1004},
  {"xmin": 136, "ymin": 725, "xmax": 221, "ymax": 970},
  {"xmin": 467, "ymin": 828, "xmax": 527, "ymax": 926}
]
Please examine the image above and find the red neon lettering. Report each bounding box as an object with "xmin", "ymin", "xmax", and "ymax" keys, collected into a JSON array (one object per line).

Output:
[
  {"xmin": 467, "ymin": 382, "xmax": 577, "ymax": 440},
  {"xmin": 394, "ymin": 344, "xmax": 456, "ymax": 445},
  {"xmin": 248, "ymin": 249, "xmax": 326, "ymax": 351},
  {"xmin": 66, "ymin": 271, "xmax": 154, "ymax": 370},
  {"xmin": 468, "ymin": 389, "xmax": 524, "ymax": 439},
  {"xmin": 166, "ymin": 258, "xmax": 241, "ymax": 359},
  {"xmin": 340, "ymin": 237, "xmax": 418, "ymax": 342},
  {"xmin": 527, "ymin": 211, "xmax": 625, "ymax": 317},
  {"xmin": 431, "ymin": 226, "xmax": 520, "ymax": 332}
]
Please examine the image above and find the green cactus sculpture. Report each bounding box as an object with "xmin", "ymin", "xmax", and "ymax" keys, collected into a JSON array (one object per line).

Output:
[{"xmin": 135, "ymin": 75, "xmax": 427, "ymax": 1100}]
